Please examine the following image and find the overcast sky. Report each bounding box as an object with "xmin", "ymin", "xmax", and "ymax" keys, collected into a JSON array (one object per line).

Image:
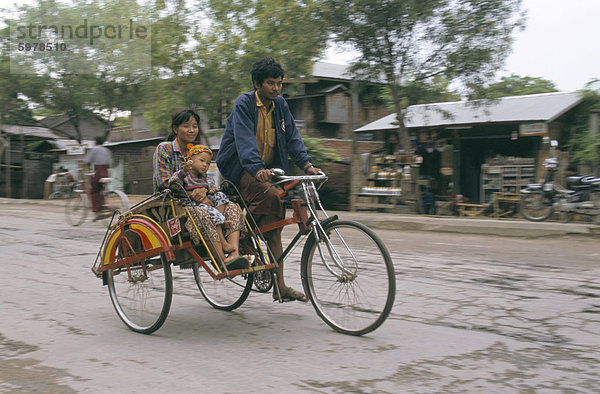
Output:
[
  {"xmin": 325, "ymin": 0, "xmax": 600, "ymax": 92},
  {"xmin": 3, "ymin": 0, "xmax": 598, "ymax": 92}
]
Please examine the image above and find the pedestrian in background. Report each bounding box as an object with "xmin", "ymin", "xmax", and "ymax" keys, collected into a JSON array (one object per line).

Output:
[
  {"xmin": 420, "ymin": 185, "xmax": 437, "ymax": 215},
  {"xmin": 86, "ymin": 136, "xmax": 112, "ymax": 220}
]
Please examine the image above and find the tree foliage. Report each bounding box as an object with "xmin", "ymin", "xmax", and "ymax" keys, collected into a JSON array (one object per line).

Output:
[
  {"xmin": 326, "ymin": 0, "xmax": 525, "ymax": 150},
  {"xmin": 567, "ymin": 80, "xmax": 600, "ymax": 165},
  {"xmin": 0, "ymin": 43, "xmax": 43, "ymax": 125},
  {"xmin": 143, "ymin": 0, "xmax": 329, "ymax": 133},
  {"xmin": 2, "ymin": 0, "xmax": 152, "ymax": 139},
  {"xmin": 479, "ymin": 74, "xmax": 557, "ymax": 98},
  {"xmin": 2, "ymin": 0, "xmax": 531, "ymax": 148}
]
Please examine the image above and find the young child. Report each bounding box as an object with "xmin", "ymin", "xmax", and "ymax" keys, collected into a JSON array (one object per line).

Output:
[{"xmin": 169, "ymin": 144, "xmax": 248, "ymax": 269}]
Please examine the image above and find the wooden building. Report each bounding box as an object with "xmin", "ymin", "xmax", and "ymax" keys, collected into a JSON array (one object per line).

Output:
[
  {"xmin": 283, "ymin": 62, "xmax": 389, "ymax": 140},
  {"xmin": 0, "ymin": 124, "xmax": 62, "ymax": 199},
  {"xmin": 39, "ymin": 112, "xmax": 111, "ymax": 141},
  {"xmin": 353, "ymin": 92, "xmax": 585, "ymax": 209}
]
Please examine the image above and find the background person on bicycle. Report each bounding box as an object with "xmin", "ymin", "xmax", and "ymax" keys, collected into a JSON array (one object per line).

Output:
[
  {"xmin": 86, "ymin": 137, "xmax": 112, "ymax": 220},
  {"xmin": 217, "ymin": 57, "xmax": 321, "ymax": 303}
]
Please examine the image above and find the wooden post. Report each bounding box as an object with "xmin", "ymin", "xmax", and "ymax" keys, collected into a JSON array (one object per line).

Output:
[
  {"xmin": 349, "ymin": 80, "xmax": 360, "ymax": 211},
  {"xmin": 591, "ymin": 110, "xmax": 599, "ymax": 176},
  {"xmin": 452, "ymin": 136, "xmax": 461, "ymax": 194},
  {"xmin": 6, "ymin": 137, "xmax": 11, "ymax": 198},
  {"xmin": 20, "ymin": 133, "xmax": 25, "ymax": 198}
]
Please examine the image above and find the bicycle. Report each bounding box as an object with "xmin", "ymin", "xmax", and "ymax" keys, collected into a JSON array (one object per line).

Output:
[
  {"xmin": 48, "ymin": 172, "xmax": 76, "ymax": 200},
  {"xmin": 92, "ymin": 169, "xmax": 396, "ymax": 336},
  {"xmin": 65, "ymin": 172, "xmax": 130, "ymax": 226}
]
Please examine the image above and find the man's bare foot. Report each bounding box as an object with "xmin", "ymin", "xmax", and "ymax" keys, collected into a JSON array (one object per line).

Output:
[
  {"xmin": 222, "ymin": 240, "xmax": 236, "ymax": 253},
  {"xmin": 273, "ymin": 286, "xmax": 308, "ymax": 302}
]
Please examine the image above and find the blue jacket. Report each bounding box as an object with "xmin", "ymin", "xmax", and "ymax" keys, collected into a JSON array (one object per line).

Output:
[{"xmin": 217, "ymin": 91, "xmax": 311, "ymax": 185}]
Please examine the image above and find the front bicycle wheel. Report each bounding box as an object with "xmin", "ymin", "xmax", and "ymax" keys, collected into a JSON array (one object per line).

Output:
[
  {"xmin": 192, "ymin": 260, "xmax": 253, "ymax": 311},
  {"xmin": 301, "ymin": 220, "xmax": 395, "ymax": 336},
  {"xmin": 65, "ymin": 193, "xmax": 88, "ymax": 226},
  {"xmin": 106, "ymin": 228, "xmax": 172, "ymax": 334}
]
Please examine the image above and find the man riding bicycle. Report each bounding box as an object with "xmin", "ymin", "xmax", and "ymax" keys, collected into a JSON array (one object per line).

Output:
[{"xmin": 217, "ymin": 57, "xmax": 321, "ymax": 302}]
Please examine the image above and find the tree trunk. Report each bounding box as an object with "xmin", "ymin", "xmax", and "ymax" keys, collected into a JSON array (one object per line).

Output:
[{"xmin": 387, "ymin": 78, "xmax": 410, "ymax": 153}]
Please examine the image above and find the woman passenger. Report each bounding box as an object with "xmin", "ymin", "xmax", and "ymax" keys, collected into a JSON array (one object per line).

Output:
[{"xmin": 152, "ymin": 109, "xmax": 248, "ymax": 269}]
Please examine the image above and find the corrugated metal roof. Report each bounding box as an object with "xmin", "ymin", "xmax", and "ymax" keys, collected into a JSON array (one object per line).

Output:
[
  {"xmin": 0, "ymin": 124, "xmax": 62, "ymax": 139},
  {"xmin": 355, "ymin": 91, "xmax": 584, "ymax": 132},
  {"xmin": 104, "ymin": 137, "xmax": 164, "ymax": 147},
  {"xmin": 312, "ymin": 62, "xmax": 353, "ymax": 80},
  {"xmin": 354, "ymin": 113, "xmax": 398, "ymax": 132},
  {"xmin": 51, "ymin": 139, "xmax": 95, "ymax": 151},
  {"xmin": 311, "ymin": 62, "xmax": 386, "ymax": 83}
]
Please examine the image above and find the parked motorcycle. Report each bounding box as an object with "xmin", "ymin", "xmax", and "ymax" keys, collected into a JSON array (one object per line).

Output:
[{"xmin": 520, "ymin": 143, "xmax": 600, "ymax": 222}]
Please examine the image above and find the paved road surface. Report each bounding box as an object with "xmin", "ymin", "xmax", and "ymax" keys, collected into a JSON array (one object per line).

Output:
[{"xmin": 1, "ymin": 200, "xmax": 599, "ymax": 392}]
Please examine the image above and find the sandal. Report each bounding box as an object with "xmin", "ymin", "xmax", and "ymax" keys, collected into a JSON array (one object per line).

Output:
[
  {"xmin": 273, "ymin": 287, "xmax": 308, "ymax": 303},
  {"xmin": 224, "ymin": 255, "xmax": 250, "ymax": 271}
]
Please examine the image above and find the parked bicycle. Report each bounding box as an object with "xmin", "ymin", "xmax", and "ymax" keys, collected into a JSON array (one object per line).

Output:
[
  {"xmin": 48, "ymin": 171, "xmax": 76, "ymax": 199},
  {"xmin": 65, "ymin": 172, "xmax": 130, "ymax": 226},
  {"xmin": 92, "ymin": 169, "xmax": 396, "ymax": 336}
]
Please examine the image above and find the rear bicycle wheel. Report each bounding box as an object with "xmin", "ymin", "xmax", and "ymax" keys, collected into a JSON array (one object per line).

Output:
[
  {"xmin": 192, "ymin": 260, "xmax": 253, "ymax": 311},
  {"xmin": 301, "ymin": 220, "xmax": 395, "ymax": 336},
  {"xmin": 106, "ymin": 228, "xmax": 172, "ymax": 334},
  {"xmin": 521, "ymin": 192, "xmax": 553, "ymax": 221},
  {"xmin": 65, "ymin": 193, "xmax": 88, "ymax": 226}
]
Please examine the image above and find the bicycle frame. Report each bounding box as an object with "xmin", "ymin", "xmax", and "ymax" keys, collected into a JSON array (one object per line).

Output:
[
  {"xmin": 258, "ymin": 172, "xmax": 359, "ymax": 282},
  {"xmin": 92, "ymin": 191, "xmax": 276, "ymax": 281}
]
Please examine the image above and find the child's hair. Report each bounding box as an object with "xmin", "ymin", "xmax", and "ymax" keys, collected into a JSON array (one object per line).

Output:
[{"xmin": 186, "ymin": 143, "xmax": 213, "ymax": 160}]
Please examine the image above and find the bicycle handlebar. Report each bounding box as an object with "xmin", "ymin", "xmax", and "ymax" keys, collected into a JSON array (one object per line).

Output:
[{"xmin": 270, "ymin": 168, "xmax": 327, "ymax": 183}]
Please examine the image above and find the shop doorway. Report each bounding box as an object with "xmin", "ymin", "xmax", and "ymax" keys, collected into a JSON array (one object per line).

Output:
[{"xmin": 459, "ymin": 136, "xmax": 537, "ymax": 203}]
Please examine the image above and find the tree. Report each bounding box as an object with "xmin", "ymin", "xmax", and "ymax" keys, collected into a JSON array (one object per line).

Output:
[
  {"xmin": 479, "ymin": 74, "xmax": 557, "ymax": 98},
  {"xmin": 140, "ymin": 0, "xmax": 199, "ymax": 132},
  {"xmin": 0, "ymin": 46, "xmax": 42, "ymax": 125},
  {"xmin": 3, "ymin": 0, "xmax": 151, "ymax": 139},
  {"xmin": 567, "ymin": 80, "xmax": 600, "ymax": 166},
  {"xmin": 141, "ymin": 0, "xmax": 329, "ymax": 133},
  {"xmin": 379, "ymin": 76, "xmax": 461, "ymax": 111},
  {"xmin": 197, "ymin": 0, "xmax": 329, "ymax": 127},
  {"xmin": 3, "ymin": 0, "xmax": 331, "ymax": 136},
  {"xmin": 326, "ymin": 0, "xmax": 525, "ymax": 150}
]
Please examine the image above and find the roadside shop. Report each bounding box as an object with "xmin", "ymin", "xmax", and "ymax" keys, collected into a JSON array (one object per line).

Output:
[{"xmin": 351, "ymin": 91, "xmax": 585, "ymax": 213}]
